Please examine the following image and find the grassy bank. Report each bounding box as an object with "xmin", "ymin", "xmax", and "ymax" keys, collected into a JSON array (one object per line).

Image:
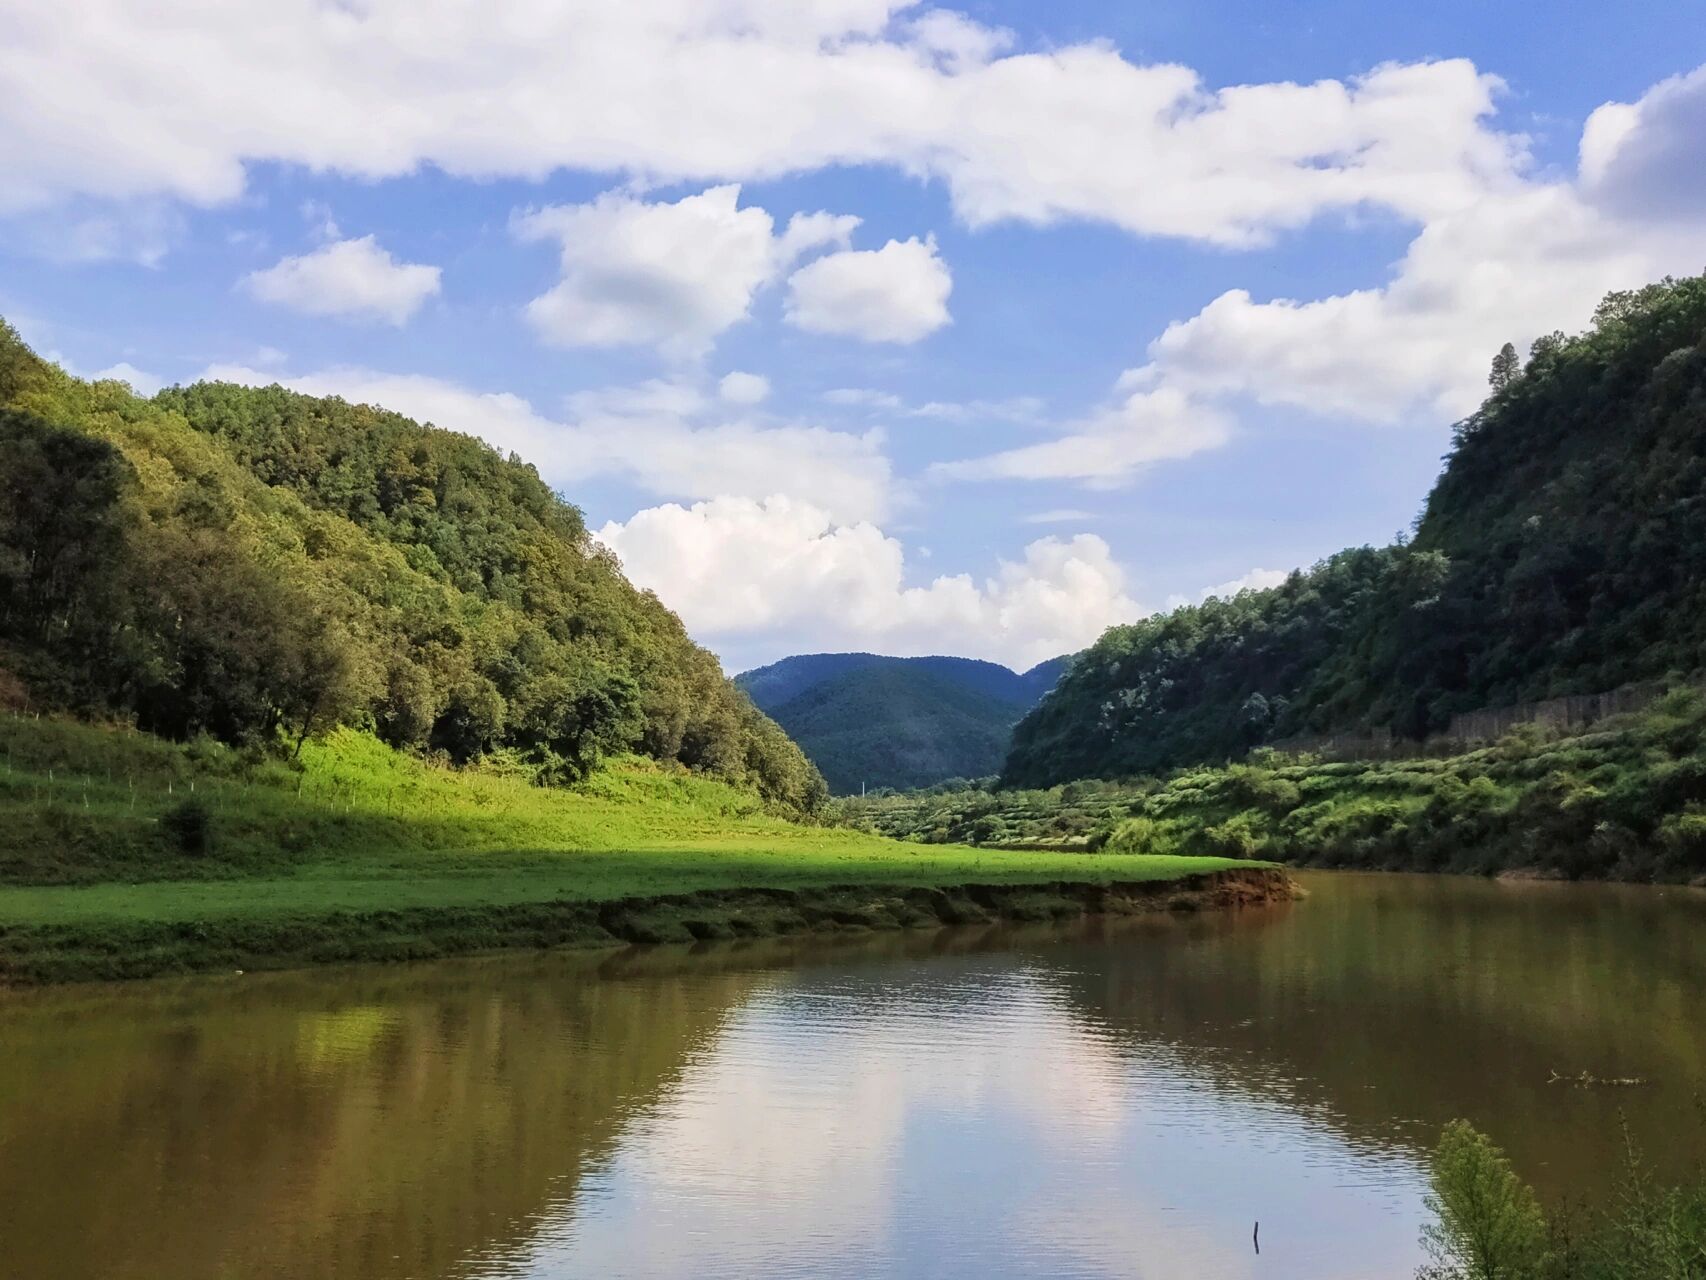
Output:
[
  {"xmin": 0, "ymin": 716, "xmax": 1277, "ymax": 982},
  {"xmin": 842, "ymin": 688, "xmax": 1706, "ymax": 882}
]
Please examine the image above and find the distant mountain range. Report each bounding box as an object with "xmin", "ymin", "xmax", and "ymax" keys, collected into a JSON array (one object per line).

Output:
[{"xmin": 737, "ymin": 653, "xmax": 1069, "ymax": 794}]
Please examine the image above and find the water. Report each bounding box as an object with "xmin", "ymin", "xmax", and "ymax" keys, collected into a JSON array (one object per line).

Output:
[{"xmin": 3, "ymin": 871, "xmax": 1705, "ymax": 1279}]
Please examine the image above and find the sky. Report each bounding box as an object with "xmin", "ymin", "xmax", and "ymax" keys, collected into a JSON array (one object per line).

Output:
[{"xmin": 4, "ymin": 1, "xmax": 1705, "ymax": 674}]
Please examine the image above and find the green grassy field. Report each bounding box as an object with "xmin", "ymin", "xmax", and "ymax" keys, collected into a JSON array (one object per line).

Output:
[{"xmin": 0, "ymin": 716, "xmax": 1262, "ymax": 981}]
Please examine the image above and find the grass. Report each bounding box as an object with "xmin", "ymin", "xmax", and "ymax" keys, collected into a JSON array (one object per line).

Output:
[{"xmin": 0, "ymin": 716, "xmax": 1266, "ymax": 981}]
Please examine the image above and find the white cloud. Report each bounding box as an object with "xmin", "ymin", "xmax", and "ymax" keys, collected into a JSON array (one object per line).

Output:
[
  {"xmin": 91, "ymin": 361, "xmax": 166, "ymax": 397},
  {"xmin": 785, "ymin": 236, "xmax": 953, "ymax": 343},
  {"xmin": 515, "ymin": 185, "xmax": 857, "ymax": 357},
  {"xmin": 1166, "ymin": 566, "xmax": 1291, "ymax": 610},
  {"xmin": 47, "ymin": 350, "xmax": 167, "ymax": 397},
  {"xmin": 823, "ymin": 386, "xmax": 1043, "ymax": 424},
  {"xmin": 596, "ymin": 496, "xmax": 1136, "ymax": 668},
  {"xmin": 932, "ymin": 385, "xmax": 1229, "ymax": 485},
  {"xmin": 242, "ymin": 236, "xmax": 441, "ymax": 325},
  {"xmin": 718, "ymin": 371, "xmax": 771, "ymax": 405},
  {"xmin": 935, "ymin": 64, "xmax": 1706, "ymax": 486},
  {"xmin": 199, "ymin": 364, "xmax": 892, "ymax": 525},
  {"xmin": 5, "ymin": 199, "xmax": 183, "ymax": 266},
  {"xmin": 824, "ymin": 387, "xmax": 904, "ymax": 410},
  {"xmin": 0, "ymin": 4, "xmax": 1530, "ymax": 249},
  {"xmin": 1580, "ymin": 64, "xmax": 1706, "ymax": 223}
]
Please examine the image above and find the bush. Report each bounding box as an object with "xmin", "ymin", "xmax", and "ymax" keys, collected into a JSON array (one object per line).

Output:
[
  {"xmin": 1416, "ymin": 1119, "xmax": 1706, "ymax": 1280},
  {"xmin": 161, "ymin": 798, "xmax": 212, "ymax": 855},
  {"xmin": 1418, "ymin": 1121, "xmax": 1549, "ymax": 1280},
  {"xmin": 1200, "ymin": 812, "xmax": 1267, "ymax": 859},
  {"xmin": 1102, "ymin": 816, "xmax": 1172, "ymax": 855}
]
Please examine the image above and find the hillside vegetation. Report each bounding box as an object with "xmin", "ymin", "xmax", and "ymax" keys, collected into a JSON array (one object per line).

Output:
[
  {"xmin": 0, "ymin": 323, "xmax": 824, "ymax": 814},
  {"xmin": 848, "ymin": 689, "xmax": 1706, "ymax": 882},
  {"xmin": 0, "ymin": 713, "xmax": 1265, "ymax": 981},
  {"xmin": 739, "ymin": 653, "xmax": 1066, "ymax": 792},
  {"xmin": 1005, "ymin": 275, "xmax": 1706, "ymax": 787}
]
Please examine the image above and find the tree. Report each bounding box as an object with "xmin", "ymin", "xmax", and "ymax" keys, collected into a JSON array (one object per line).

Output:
[
  {"xmin": 1488, "ymin": 343, "xmax": 1521, "ymax": 392},
  {"xmin": 1418, "ymin": 1121, "xmax": 1549, "ymax": 1280}
]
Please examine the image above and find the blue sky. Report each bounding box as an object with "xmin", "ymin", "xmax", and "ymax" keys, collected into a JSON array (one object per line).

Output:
[{"xmin": 4, "ymin": 1, "xmax": 1704, "ymax": 671}]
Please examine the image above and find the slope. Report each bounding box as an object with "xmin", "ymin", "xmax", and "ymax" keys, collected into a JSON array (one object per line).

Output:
[
  {"xmin": 1005, "ymin": 274, "xmax": 1706, "ymax": 787},
  {"xmin": 0, "ymin": 322, "xmax": 824, "ymax": 814}
]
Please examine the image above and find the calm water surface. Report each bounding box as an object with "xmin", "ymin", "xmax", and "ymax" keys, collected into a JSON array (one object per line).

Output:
[{"xmin": 3, "ymin": 871, "xmax": 1706, "ymax": 1279}]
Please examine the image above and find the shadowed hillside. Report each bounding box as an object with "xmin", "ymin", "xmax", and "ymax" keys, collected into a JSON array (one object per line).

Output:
[{"xmin": 739, "ymin": 653, "xmax": 1067, "ymax": 793}]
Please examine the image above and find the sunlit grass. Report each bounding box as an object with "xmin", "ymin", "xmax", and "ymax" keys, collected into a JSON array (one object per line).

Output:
[{"xmin": 0, "ymin": 715, "xmax": 1254, "ymax": 930}]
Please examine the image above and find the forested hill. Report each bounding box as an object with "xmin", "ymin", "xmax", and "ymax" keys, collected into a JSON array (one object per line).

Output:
[
  {"xmin": 0, "ymin": 323, "xmax": 826, "ymax": 814},
  {"xmin": 1005, "ymin": 273, "xmax": 1706, "ymax": 788},
  {"xmin": 739, "ymin": 653, "xmax": 1067, "ymax": 793}
]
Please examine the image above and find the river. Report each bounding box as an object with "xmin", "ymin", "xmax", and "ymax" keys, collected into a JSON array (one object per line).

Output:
[{"xmin": 3, "ymin": 870, "xmax": 1704, "ymax": 1278}]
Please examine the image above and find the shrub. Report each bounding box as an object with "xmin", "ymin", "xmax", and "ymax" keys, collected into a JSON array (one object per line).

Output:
[
  {"xmin": 1418, "ymin": 1120, "xmax": 1549, "ymax": 1280},
  {"xmin": 1655, "ymin": 805, "xmax": 1706, "ymax": 873},
  {"xmin": 1103, "ymin": 816, "xmax": 1171, "ymax": 855},
  {"xmin": 1224, "ymin": 764, "xmax": 1303, "ymax": 815},
  {"xmin": 1200, "ymin": 812, "xmax": 1267, "ymax": 859},
  {"xmin": 161, "ymin": 798, "xmax": 212, "ymax": 855}
]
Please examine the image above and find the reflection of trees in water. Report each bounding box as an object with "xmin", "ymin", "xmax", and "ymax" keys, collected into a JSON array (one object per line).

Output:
[
  {"xmin": 0, "ymin": 926, "xmax": 1089, "ymax": 1280},
  {"xmin": 0, "ymin": 950, "xmax": 777, "ymax": 1280},
  {"xmin": 2, "ymin": 878, "xmax": 1702, "ymax": 1277},
  {"xmin": 1043, "ymin": 873, "xmax": 1706, "ymax": 1200}
]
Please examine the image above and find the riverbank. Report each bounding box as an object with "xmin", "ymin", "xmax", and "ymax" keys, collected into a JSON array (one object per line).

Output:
[
  {"xmin": 0, "ymin": 716, "xmax": 1291, "ymax": 983},
  {"xmin": 0, "ymin": 867, "xmax": 1296, "ymax": 984}
]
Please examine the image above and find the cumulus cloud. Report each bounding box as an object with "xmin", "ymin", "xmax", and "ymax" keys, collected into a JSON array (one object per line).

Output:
[
  {"xmin": 1120, "ymin": 180, "xmax": 1706, "ymax": 427},
  {"xmin": 596, "ymin": 496, "xmax": 1137, "ymax": 668},
  {"xmin": 92, "ymin": 361, "xmax": 166, "ymax": 397},
  {"xmin": 936, "ymin": 64, "xmax": 1706, "ymax": 485},
  {"xmin": 718, "ymin": 371, "xmax": 771, "ymax": 405},
  {"xmin": 199, "ymin": 364, "xmax": 891, "ymax": 525},
  {"xmin": 1166, "ymin": 567, "xmax": 1291, "ymax": 610},
  {"xmin": 242, "ymin": 236, "xmax": 441, "ymax": 325},
  {"xmin": 785, "ymin": 236, "xmax": 953, "ymax": 342},
  {"xmin": 0, "ymin": 3, "xmax": 1529, "ymax": 249},
  {"xmin": 46, "ymin": 351, "xmax": 167, "ymax": 397},
  {"xmin": 1579, "ymin": 65, "xmax": 1706, "ymax": 224},
  {"xmin": 515, "ymin": 186, "xmax": 858, "ymax": 357}
]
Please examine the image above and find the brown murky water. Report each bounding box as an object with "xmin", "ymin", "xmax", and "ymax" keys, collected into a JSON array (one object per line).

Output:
[{"xmin": 2, "ymin": 870, "xmax": 1704, "ymax": 1279}]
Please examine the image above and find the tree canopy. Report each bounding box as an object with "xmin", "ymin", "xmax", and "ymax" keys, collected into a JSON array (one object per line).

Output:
[
  {"xmin": 1005, "ymin": 273, "xmax": 1706, "ymax": 787},
  {"xmin": 0, "ymin": 324, "xmax": 826, "ymax": 815}
]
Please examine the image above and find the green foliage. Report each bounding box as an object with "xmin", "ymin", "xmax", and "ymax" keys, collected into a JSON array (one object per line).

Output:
[
  {"xmin": 0, "ymin": 713, "xmax": 1261, "ymax": 979},
  {"xmin": 1102, "ymin": 816, "xmax": 1173, "ymax": 856},
  {"xmin": 1489, "ymin": 342, "xmax": 1522, "ymax": 393},
  {"xmin": 161, "ymin": 799, "xmax": 212, "ymax": 856},
  {"xmin": 1007, "ymin": 274, "xmax": 1706, "ymax": 787},
  {"xmin": 0, "ymin": 327, "xmax": 825, "ymax": 816},
  {"xmin": 1420, "ymin": 1121, "xmax": 1550, "ymax": 1280},
  {"xmin": 853, "ymin": 692, "xmax": 1706, "ymax": 880},
  {"xmin": 738, "ymin": 653, "xmax": 1066, "ymax": 793},
  {"xmin": 1416, "ymin": 1120, "xmax": 1706, "ymax": 1280}
]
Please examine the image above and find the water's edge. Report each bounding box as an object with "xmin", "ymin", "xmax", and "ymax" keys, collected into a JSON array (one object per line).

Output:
[{"xmin": 0, "ymin": 867, "xmax": 1299, "ymax": 986}]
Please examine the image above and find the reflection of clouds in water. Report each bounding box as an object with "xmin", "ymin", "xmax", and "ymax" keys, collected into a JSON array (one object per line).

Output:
[{"xmin": 476, "ymin": 965, "xmax": 1427, "ymax": 1279}]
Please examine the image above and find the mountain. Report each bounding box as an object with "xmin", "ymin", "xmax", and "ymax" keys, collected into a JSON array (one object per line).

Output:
[
  {"xmin": 738, "ymin": 653, "xmax": 1068, "ymax": 793},
  {"xmin": 0, "ymin": 320, "xmax": 826, "ymax": 814},
  {"xmin": 1005, "ymin": 273, "xmax": 1706, "ymax": 787}
]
